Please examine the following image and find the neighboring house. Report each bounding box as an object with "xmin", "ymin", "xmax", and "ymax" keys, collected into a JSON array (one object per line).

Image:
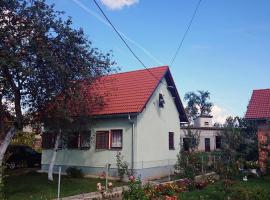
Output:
[
  {"xmin": 245, "ymin": 89, "xmax": 270, "ymax": 171},
  {"xmin": 180, "ymin": 116, "xmax": 223, "ymax": 152},
  {"xmin": 41, "ymin": 66, "xmax": 188, "ymax": 180}
]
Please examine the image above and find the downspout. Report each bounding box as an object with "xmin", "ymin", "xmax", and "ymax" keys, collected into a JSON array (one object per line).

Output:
[{"xmin": 128, "ymin": 115, "xmax": 135, "ymax": 175}]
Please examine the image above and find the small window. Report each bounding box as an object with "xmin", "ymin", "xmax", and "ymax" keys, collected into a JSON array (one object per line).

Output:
[
  {"xmin": 111, "ymin": 130, "xmax": 123, "ymax": 149},
  {"xmin": 159, "ymin": 93, "xmax": 165, "ymax": 107},
  {"xmin": 183, "ymin": 138, "xmax": 189, "ymax": 151},
  {"xmin": 80, "ymin": 131, "xmax": 91, "ymax": 150},
  {"xmin": 67, "ymin": 134, "xmax": 80, "ymax": 149},
  {"xmin": 216, "ymin": 136, "xmax": 221, "ymax": 149},
  {"xmin": 169, "ymin": 132, "xmax": 174, "ymax": 150},
  {"xmin": 96, "ymin": 131, "xmax": 109, "ymax": 149},
  {"xmin": 205, "ymin": 122, "xmax": 209, "ymax": 126},
  {"xmin": 42, "ymin": 132, "xmax": 55, "ymax": 149}
]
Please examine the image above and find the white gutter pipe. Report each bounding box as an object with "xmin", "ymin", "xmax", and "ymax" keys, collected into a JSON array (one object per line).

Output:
[{"xmin": 128, "ymin": 115, "xmax": 135, "ymax": 175}]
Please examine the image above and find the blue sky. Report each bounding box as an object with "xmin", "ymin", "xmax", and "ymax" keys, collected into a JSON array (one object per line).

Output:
[{"xmin": 46, "ymin": 0, "xmax": 270, "ymax": 123}]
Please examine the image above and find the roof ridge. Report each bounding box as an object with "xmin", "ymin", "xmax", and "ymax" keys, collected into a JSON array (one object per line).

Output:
[
  {"xmin": 253, "ymin": 88, "xmax": 270, "ymax": 92},
  {"xmin": 104, "ymin": 65, "xmax": 169, "ymax": 77}
]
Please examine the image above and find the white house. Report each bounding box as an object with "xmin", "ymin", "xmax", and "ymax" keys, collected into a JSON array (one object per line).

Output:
[
  {"xmin": 180, "ymin": 116, "xmax": 223, "ymax": 152},
  {"xmin": 41, "ymin": 66, "xmax": 188, "ymax": 180}
]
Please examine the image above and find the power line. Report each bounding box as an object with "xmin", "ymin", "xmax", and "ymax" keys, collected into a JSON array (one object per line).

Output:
[
  {"xmin": 170, "ymin": 0, "xmax": 202, "ymax": 67},
  {"xmin": 92, "ymin": 0, "xmax": 165, "ymax": 84}
]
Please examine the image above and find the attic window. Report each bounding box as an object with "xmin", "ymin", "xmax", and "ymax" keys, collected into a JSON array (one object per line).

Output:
[
  {"xmin": 159, "ymin": 93, "xmax": 165, "ymax": 107},
  {"xmin": 204, "ymin": 122, "xmax": 209, "ymax": 126}
]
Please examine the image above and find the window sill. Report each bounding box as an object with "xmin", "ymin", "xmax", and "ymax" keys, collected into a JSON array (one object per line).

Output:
[{"xmin": 109, "ymin": 147, "xmax": 122, "ymax": 151}]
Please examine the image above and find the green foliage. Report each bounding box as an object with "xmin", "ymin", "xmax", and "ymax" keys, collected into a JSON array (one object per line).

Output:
[
  {"xmin": 66, "ymin": 167, "xmax": 84, "ymax": 178},
  {"xmin": 5, "ymin": 172, "xmax": 125, "ymax": 199},
  {"xmin": 11, "ymin": 131, "xmax": 36, "ymax": 147},
  {"xmin": 227, "ymin": 187, "xmax": 270, "ymax": 200},
  {"xmin": 182, "ymin": 128, "xmax": 200, "ymax": 151},
  {"xmin": 123, "ymin": 177, "xmax": 148, "ymax": 200},
  {"xmin": 0, "ymin": 0, "xmax": 116, "ymax": 160},
  {"xmin": 224, "ymin": 116, "xmax": 258, "ymax": 161},
  {"xmin": 184, "ymin": 90, "xmax": 213, "ymax": 121},
  {"xmin": 116, "ymin": 152, "xmax": 129, "ymax": 179},
  {"xmin": 175, "ymin": 127, "xmax": 201, "ymax": 184}
]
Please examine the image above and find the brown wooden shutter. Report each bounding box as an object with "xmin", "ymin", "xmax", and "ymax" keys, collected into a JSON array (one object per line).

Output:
[{"xmin": 96, "ymin": 131, "xmax": 109, "ymax": 149}]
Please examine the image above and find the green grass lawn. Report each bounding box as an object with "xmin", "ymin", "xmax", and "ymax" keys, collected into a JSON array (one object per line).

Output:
[
  {"xmin": 179, "ymin": 176, "xmax": 270, "ymax": 200},
  {"xmin": 5, "ymin": 171, "xmax": 125, "ymax": 200}
]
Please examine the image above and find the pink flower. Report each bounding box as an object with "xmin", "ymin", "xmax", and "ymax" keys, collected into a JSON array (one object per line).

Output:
[
  {"xmin": 129, "ymin": 175, "xmax": 135, "ymax": 181},
  {"xmin": 108, "ymin": 182, "xmax": 113, "ymax": 188}
]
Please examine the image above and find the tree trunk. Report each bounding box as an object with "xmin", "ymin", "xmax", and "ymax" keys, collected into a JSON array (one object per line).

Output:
[
  {"xmin": 0, "ymin": 126, "xmax": 16, "ymax": 166},
  {"xmin": 0, "ymin": 127, "xmax": 16, "ymax": 198},
  {"xmin": 14, "ymin": 90, "xmax": 23, "ymax": 130},
  {"xmin": 48, "ymin": 131, "xmax": 61, "ymax": 181}
]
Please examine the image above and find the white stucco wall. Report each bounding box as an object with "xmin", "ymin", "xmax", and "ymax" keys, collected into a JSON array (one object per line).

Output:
[
  {"xmin": 135, "ymin": 78, "xmax": 181, "ymax": 169},
  {"xmin": 180, "ymin": 128, "xmax": 223, "ymax": 151},
  {"xmin": 194, "ymin": 117, "xmax": 213, "ymax": 128},
  {"xmin": 42, "ymin": 117, "xmax": 135, "ymax": 169}
]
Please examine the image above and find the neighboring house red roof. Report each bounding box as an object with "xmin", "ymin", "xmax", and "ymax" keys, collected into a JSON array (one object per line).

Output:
[
  {"xmin": 245, "ymin": 89, "xmax": 270, "ymax": 120},
  {"xmin": 88, "ymin": 66, "xmax": 188, "ymax": 122}
]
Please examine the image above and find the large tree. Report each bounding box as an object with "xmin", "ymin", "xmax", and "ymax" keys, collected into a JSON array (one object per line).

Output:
[
  {"xmin": 224, "ymin": 116, "xmax": 258, "ymax": 161},
  {"xmin": 0, "ymin": 0, "xmax": 115, "ymax": 184},
  {"xmin": 184, "ymin": 90, "xmax": 213, "ymax": 121}
]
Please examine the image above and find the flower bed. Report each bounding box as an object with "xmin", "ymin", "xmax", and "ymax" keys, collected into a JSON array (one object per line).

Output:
[{"xmin": 122, "ymin": 173, "xmax": 219, "ymax": 200}]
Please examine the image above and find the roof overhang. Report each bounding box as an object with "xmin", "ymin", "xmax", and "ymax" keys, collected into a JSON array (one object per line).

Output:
[
  {"xmin": 164, "ymin": 69, "xmax": 189, "ymax": 123},
  {"xmin": 90, "ymin": 112, "xmax": 139, "ymax": 119}
]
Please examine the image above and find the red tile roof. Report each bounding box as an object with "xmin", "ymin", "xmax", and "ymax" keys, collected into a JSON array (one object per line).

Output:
[
  {"xmin": 245, "ymin": 89, "xmax": 270, "ymax": 120},
  {"xmin": 87, "ymin": 66, "xmax": 187, "ymax": 122},
  {"xmin": 89, "ymin": 66, "xmax": 168, "ymax": 115}
]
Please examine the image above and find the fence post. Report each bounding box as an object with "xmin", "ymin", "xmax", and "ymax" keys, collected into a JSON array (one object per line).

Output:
[
  {"xmin": 141, "ymin": 160, "xmax": 144, "ymax": 179},
  {"xmin": 57, "ymin": 166, "xmax": 62, "ymax": 200},
  {"xmin": 201, "ymin": 156, "xmax": 204, "ymax": 174},
  {"xmin": 105, "ymin": 163, "xmax": 110, "ymax": 190},
  {"xmin": 213, "ymin": 155, "xmax": 216, "ymax": 170}
]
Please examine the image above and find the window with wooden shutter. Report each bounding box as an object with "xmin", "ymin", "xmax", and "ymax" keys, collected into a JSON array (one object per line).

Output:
[
  {"xmin": 111, "ymin": 130, "xmax": 123, "ymax": 149},
  {"xmin": 169, "ymin": 132, "xmax": 174, "ymax": 150},
  {"xmin": 96, "ymin": 131, "xmax": 109, "ymax": 149}
]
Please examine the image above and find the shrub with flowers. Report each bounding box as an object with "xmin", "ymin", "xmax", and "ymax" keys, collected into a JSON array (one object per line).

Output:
[
  {"xmin": 123, "ymin": 176, "xmax": 148, "ymax": 200},
  {"xmin": 96, "ymin": 181, "xmax": 114, "ymax": 199},
  {"xmin": 123, "ymin": 173, "xmax": 220, "ymax": 199}
]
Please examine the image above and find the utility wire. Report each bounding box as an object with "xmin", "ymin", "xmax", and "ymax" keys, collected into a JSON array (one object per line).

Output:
[
  {"xmin": 92, "ymin": 0, "xmax": 166, "ymax": 85},
  {"xmin": 170, "ymin": 0, "xmax": 202, "ymax": 67}
]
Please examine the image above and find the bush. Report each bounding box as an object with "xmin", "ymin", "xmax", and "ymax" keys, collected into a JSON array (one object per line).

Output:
[
  {"xmin": 249, "ymin": 188, "xmax": 270, "ymax": 200},
  {"xmin": 123, "ymin": 177, "xmax": 148, "ymax": 200},
  {"xmin": 226, "ymin": 187, "xmax": 270, "ymax": 200},
  {"xmin": 116, "ymin": 152, "xmax": 129, "ymax": 179},
  {"xmin": 66, "ymin": 167, "xmax": 83, "ymax": 178}
]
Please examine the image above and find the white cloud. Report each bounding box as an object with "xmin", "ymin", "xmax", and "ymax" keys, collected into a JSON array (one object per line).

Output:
[
  {"xmin": 211, "ymin": 105, "xmax": 231, "ymax": 125},
  {"xmin": 100, "ymin": 0, "xmax": 139, "ymax": 10}
]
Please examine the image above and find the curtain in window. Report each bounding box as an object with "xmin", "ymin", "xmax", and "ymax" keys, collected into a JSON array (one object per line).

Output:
[{"xmin": 111, "ymin": 130, "xmax": 122, "ymax": 148}]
